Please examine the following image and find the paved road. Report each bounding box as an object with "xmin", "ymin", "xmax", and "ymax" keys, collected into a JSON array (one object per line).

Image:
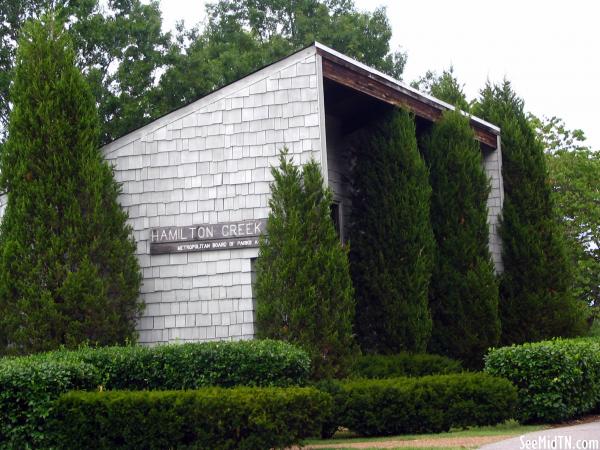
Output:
[{"xmin": 479, "ymin": 420, "xmax": 600, "ymax": 450}]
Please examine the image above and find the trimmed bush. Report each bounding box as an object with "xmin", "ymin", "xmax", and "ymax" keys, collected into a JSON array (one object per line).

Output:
[
  {"xmin": 54, "ymin": 339, "xmax": 310, "ymax": 389},
  {"xmin": 49, "ymin": 387, "xmax": 331, "ymax": 450},
  {"xmin": 351, "ymin": 353, "xmax": 462, "ymax": 378},
  {"xmin": 485, "ymin": 338, "xmax": 600, "ymax": 423},
  {"xmin": 321, "ymin": 373, "xmax": 516, "ymax": 436},
  {"xmin": 0, "ymin": 358, "xmax": 99, "ymax": 449},
  {"xmin": 0, "ymin": 340, "xmax": 309, "ymax": 448}
]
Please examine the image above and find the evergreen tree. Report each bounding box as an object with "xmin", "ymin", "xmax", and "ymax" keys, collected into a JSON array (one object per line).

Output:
[
  {"xmin": 255, "ymin": 151, "xmax": 356, "ymax": 379},
  {"xmin": 350, "ymin": 109, "xmax": 434, "ymax": 354},
  {"xmin": 0, "ymin": 17, "xmax": 142, "ymax": 355},
  {"xmin": 474, "ymin": 81, "xmax": 587, "ymax": 344},
  {"xmin": 412, "ymin": 67, "xmax": 470, "ymax": 111},
  {"xmin": 423, "ymin": 110, "xmax": 500, "ymax": 367}
]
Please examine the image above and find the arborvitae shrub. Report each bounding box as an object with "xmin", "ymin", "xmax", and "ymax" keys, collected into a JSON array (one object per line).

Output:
[
  {"xmin": 320, "ymin": 373, "xmax": 517, "ymax": 436},
  {"xmin": 0, "ymin": 17, "xmax": 142, "ymax": 355},
  {"xmin": 349, "ymin": 108, "xmax": 434, "ymax": 354},
  {"xmin": 254, "ymin": 151, "xmax": 356, "ymax": 379},
  {"xmin": 50, "ymin": 387, "xmax": 331, "ymax": 450},
  {"xmin": 350, "ymin": 352, "xmax": 462, "ymax": 378},
  {"xmin": 422, "ymin": 110, "xmax": 500, "ymax": 368},
  {"xmin": 474, "ymin": 81, "xmax": 587, "ymax": 344}
]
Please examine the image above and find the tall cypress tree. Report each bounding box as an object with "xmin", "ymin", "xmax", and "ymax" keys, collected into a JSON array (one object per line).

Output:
[
  {"xmin": 0, "ymin": 16, "xmax": 142, "ymax": 355},
  {"xmin": 350, "ymin": 108, "xmax": 434, "ymax": 354},
  {"xmin": 474, "ymin": 81, "xmax": 587, "ymax": 344},
  {"xmin": 413, "ymin": 68, "xmax": 470, "ymax": 111},
  {"xmin": 423, "ymin": 110, "xmax": 500, "ymax": 367},
  {"xmin": 255, "ymin": 151, "xmax": 356, "ymax": 379}
]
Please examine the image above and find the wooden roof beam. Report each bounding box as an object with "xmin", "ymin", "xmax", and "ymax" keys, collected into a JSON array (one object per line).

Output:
[{"xmin": 317, "ymin": 47, "xmax": 499, "ymax": 149}]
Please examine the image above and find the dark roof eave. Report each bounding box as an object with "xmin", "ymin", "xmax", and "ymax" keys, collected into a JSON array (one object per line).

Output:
[{"xmin": 315, "ymin": 42, "xmax": 500, "ymax": 149}]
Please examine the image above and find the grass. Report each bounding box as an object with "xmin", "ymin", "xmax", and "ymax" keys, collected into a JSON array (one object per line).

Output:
[
  {"xmin": 305, "ymin": 420, "xmax": 547, "ymax": 446},
  {"xmin": 315, "ymin": 448, "xmax": 466, "ymax": 450}
]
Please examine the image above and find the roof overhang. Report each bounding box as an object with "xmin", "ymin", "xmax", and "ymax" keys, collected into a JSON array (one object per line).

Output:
[{"xmin": 315, "ymin": 42, "xmax": 500, "ymax": 149}]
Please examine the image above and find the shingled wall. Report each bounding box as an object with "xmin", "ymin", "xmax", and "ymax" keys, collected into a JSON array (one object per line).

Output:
[
  {"xmin": 482, "ymin": 141, "xmax": 504, "ymax": 272},
  {"xmin": 101, "ymin": 47, "xmax": 323, "ymax": 345}
]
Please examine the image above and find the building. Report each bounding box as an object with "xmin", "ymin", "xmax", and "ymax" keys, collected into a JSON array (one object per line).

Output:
[{"xmin": 101, "ymin": 43, "xmax": 504, "ymax": 345}]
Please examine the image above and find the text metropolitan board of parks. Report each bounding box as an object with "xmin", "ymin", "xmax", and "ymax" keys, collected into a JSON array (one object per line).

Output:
[{"xmin": 150, "ymin": 219, "xmax": 267, "ymax": 254}]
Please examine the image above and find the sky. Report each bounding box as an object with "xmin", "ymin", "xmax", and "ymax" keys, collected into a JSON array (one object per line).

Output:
[{"xmin": 160, "ymin": 0, "xmax": 600, "ymax": 150}]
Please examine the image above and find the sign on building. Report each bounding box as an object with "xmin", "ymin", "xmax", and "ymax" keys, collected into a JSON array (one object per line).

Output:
[{"xmin": 150, "ymin": 219, "xmax": 267, "ymax": 254}]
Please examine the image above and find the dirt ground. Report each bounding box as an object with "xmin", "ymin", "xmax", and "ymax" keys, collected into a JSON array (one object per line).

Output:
[{"xmin": 299, "ymin": 434, "xmax": 512, "ymax": 449}]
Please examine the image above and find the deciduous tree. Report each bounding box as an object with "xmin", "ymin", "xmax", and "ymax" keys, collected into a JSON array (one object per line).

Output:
[
  {"xmin": 0, "ymin": 0, "xmax": 171, "ymax": 143},
  {"xmin": 156, "ymin": 0, "xmax": 407, "ymax": 115},
  {"xmin": 547, "ymin": 148, "xmax": 600, "ymax": 318},
  {"xmin": 206, "ymin": 0, "xmax": 406, "ymax": 77},
  {"xmin": 529, "ymin": 114, "xmax": 588, "ymax": 154},
  {"xmin": 531, "ymin": 114, "xmax": 599, "ymax": 319}
]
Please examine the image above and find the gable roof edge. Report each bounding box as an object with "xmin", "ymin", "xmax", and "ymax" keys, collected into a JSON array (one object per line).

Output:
[
  {"xmin": 314, "ymin": 41, "xmax": 500, "ymax": 135},
  {"xmin": 102, "ymin": 45, "xmax": 318, "ymax": 156}
]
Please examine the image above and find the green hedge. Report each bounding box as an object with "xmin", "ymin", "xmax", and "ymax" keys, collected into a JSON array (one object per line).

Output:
[
  {"xmin": 49, "ymin": 387, "xmax": 331, "ymax": 450},
  {"xmin": 73, "ymin": 339, "xmax": 309, "ymax": 389},
  {"xmin": 320, "ymin": 372, "xmax": 517, "ymax": 437},
  {"xmin": 16, "ymin": 339, "xmax": 310, "ymax": 389},
  {"xmin": 485, "ymin": 338, "xmax": 600, "ymax": 423},
  {"xmin": 351, "ymin": 353, "xmax": 462, "ymax": 378},
  {"xmin": 0, "ymin": 339, "xmax": 310, "ymax": 449},
  {"xmin": 0, "ymin": 358, "xmax": 99, "ymax": 449}
]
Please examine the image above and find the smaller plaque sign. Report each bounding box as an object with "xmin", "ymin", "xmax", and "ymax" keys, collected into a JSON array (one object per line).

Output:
[{"xmin": 150, "ymin": 219, "xmax": 267, "ymax": 254}]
